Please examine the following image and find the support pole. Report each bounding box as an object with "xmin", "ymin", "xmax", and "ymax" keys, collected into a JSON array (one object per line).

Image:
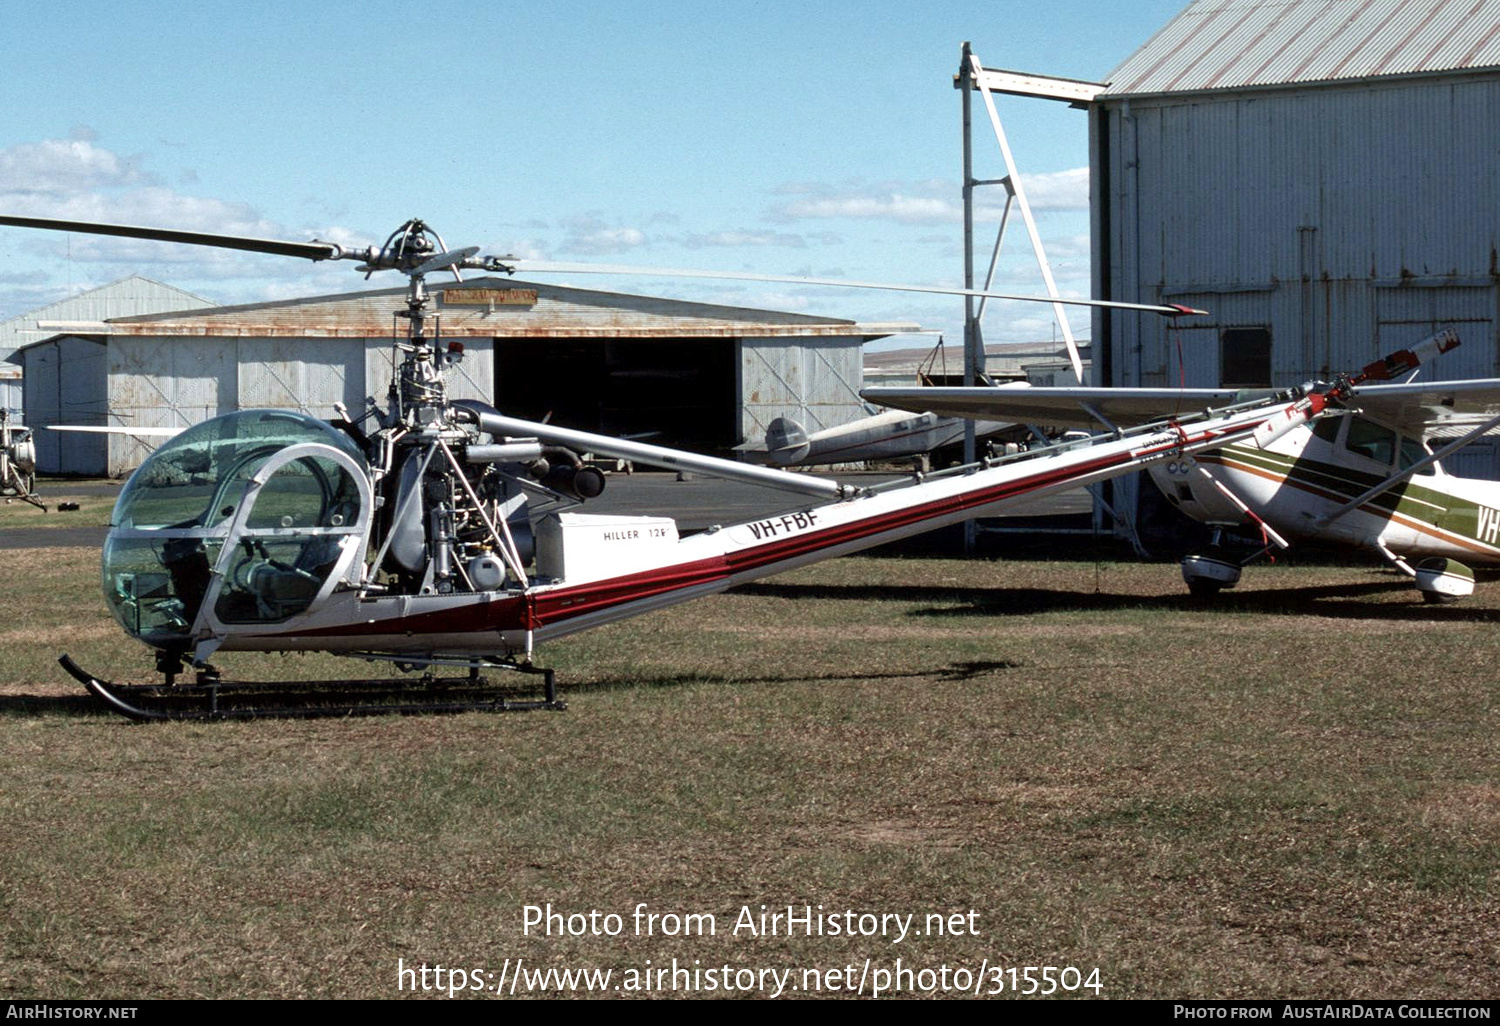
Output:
[{"xmin": 960, "ymin": 41, "xmax": 979, "ymax": 554}]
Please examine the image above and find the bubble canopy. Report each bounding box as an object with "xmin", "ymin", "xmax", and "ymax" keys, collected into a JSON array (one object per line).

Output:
[{"xmin": 103, "ymin": 410, "xmax": 369, "ymax": 644}]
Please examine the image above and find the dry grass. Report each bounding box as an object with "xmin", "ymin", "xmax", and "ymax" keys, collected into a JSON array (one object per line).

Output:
[
  {"xmin": 0, "ymin": 546, "xmax": 1496, "ymax": 999},
  {"xmin": 0, "ymin": 481, "xmax": 115, "ymax": 531}
]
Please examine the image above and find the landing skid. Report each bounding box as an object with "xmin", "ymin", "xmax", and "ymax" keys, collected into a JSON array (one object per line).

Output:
[{"xmin": 58, "ymin": 654, "xmax": 566, "ymax": 721}]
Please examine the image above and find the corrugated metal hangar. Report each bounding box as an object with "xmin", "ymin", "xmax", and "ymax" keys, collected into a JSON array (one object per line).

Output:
[
  {"xmin": 17, "ymin": 277, "xmax": 915, "ymax": 476},
  {"xmin": 1090, "ymin": 0, "xmax": 1500, "ymax": 517},
  {"xmin": 1092, "ymin": 0, "xmax": 1500, "ymax": 409},
  {"xmin": 1, "ymin": 276, "xmax": 211, "ymax": 424}
]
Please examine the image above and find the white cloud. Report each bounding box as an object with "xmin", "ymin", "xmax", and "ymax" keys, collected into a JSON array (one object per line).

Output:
[
  {"xmin": 484, "ymin": 237, "xmax": 550, "ymax": 262},
  {"xmin": 0, "ymin": 138, "xmax": 382, "ymax": 295},
  {"xmin": 768, "ymin": 169, "xmax": 1090, "ymax": 225},
  {"xmin": 559, "ymin": 214, "xmax": 648, "ymax": 255},
  {"xmin": 681, "ymin": 229, "xmax": 808, "ymax": 249},
  {"xmin": 0, "ymin": 139, "xmax": 157, "ymax": 197},
  {"xmin": 771, "ymin": 186, "xmax": 957, "ymax": 226},
  {"xmin": 1016, "ymin": 168, "xmax": 1089, "ymax": 211},
  {"xmin": 576, "ymin": 226, "xmax": 645, "ymax": 253}
]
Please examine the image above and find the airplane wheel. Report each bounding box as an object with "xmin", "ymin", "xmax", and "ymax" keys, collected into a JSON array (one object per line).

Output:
[
  {"xmin": 1414, "ymin": 557, "xmax": 1472, "ymax": 604},
  {"xmin": 1181, "ymin": 554, "xmax": 1239, "ymax": 600}
]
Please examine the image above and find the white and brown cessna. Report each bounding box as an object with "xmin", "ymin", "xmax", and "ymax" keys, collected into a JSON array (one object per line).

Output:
[{"xmin": 866, "ymin": 329, "xmax": 1500, "ymax": 603}]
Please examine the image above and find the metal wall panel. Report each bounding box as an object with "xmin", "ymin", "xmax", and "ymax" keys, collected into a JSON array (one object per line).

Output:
[
  {"xmin": 107, "ymin": 338, "xmax": 237, "ymax": 475},
  {"xmin": 441, "ymin": 338, "xmax": 494, "ymax": 404},
  {"xmin": 111, "ymin": 338, "xmax": 236, "ymax": 426},
  {"xmin": 57, "ymin": 338, "xmax": 108, "ymax": 474},
  {"xmin": 1099, "ymin": 74, "xmax": 1500, "ymax": 392},
  {"xmin": 237, "ymin": 338, "xmax": 360, "ymax": 413},
  {"xmin": 1, "ymin": 375, "xmax": 20, "ymax": 418},
  {"xmin": 20, "ymin": 344, "xmax": 60, "ymax": 472},
  {"xmin": 21, "ymin": 337, "xmax": 108, "ymax": 474},
  {"xmin": 739, "ymin": 337, "xmax": 866, "ymax": 445}
]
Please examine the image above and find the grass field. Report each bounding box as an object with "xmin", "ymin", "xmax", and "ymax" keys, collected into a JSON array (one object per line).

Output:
[
  {"xmin": 0, "ymin": 482, "xmax": 113, "ymax": 529},
  {"xmin": 0, "ymin": 538, "xmax": 1496, "ymax": 1000}
]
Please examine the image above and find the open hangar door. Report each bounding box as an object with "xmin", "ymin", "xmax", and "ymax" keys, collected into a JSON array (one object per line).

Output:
[{"xmin": 495, "ymin": 338, "xmax": 739, "ymax": 453}]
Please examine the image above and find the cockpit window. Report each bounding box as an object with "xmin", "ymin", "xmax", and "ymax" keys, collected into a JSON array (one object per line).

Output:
[
  {"xmin": 1340, "ymin": 415, "xmax": 1436, "ymax": 474},
  {"xmin": 244, "ymin": 454, "xmax": 362, "ymax": 531},
  {"xmin": 1344, "ymin": 417, "xmax": 1396, "ymax": 466},
  {"xmin": 102, "ymin": 410, "xmax": 367, "ymax": 641},
  {"xmin": 1398, "ymin": 436, "xmax": 1434, "ymax": 474},
  {"xmin": 215, "ymin": 454, "xmax": 363, "ymax": 624},
  {"xmin": 112, "ymin": 411, "xmax": 364, "ymax": 530},
  {"xmin": 1311, "ymin": 417, "xmax": 1343, "ymax": 444}
]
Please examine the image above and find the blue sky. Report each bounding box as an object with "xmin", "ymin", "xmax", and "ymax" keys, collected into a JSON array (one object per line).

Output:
[{"xmin": 0, "ymin": 1, "xmax": 1187, "ymax": 348}]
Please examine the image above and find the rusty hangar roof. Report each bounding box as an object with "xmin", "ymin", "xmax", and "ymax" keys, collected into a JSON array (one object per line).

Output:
[
  {"xmin": 1104, "ymin": 0, "xmax": 1500, "ymax": 98},
  {"xmin": 31, "ymin": 278, "xmax": 920, "ymax": 341}
]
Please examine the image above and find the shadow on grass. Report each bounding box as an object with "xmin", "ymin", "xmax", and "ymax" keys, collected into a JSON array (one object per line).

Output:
[
  {"xmin": 563, "ymin": 659, "xmax": 1025, "ymax": 697},
  {"xmin": 733, "ymin": 578, "xmax": 1500, "ymax": 622},
  {"xmin": 1, "ymin": 661, "xmax": 1029, "ymax": 718},
  {"xmin": 0, "ymin": 692, "xmax": 114, "ymax": 718}
]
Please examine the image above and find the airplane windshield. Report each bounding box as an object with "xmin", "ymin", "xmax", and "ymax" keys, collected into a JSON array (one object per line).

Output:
[
  {"xmin": 1340, "ymin": 415, "xmax": 1436, "ymax": 475},
  {"xmin": 102, "ymin": 411, "xmax": 367, "ymax": 644}
]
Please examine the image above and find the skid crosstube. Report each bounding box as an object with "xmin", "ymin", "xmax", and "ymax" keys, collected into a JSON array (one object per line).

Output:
[{"xmin": 58, "ymin": 654, "xmax": 566, "ymax": 722}]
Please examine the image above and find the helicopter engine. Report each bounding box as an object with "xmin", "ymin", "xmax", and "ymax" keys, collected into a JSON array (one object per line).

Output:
[{"xmin": 378, "ymin": 427, "xmax": 544, "ymax": 595}]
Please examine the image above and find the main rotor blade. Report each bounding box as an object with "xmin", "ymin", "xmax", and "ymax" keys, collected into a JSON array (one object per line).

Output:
[
  {"xmin": 0, "ymin": 215, "xmax": 346, "ymax": 262},
  {"xmin": 511, "ymin": 260, "xmax": 1205, "ymax": 317}
]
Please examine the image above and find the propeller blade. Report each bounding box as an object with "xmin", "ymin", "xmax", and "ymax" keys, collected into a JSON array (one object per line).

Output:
[
  {"xmin": 510, "ymin": 260, "xmax": 1204, "ymax": 317},
  {"xmin": 0, "ymin": 214, "xmax": 348, "ymax": 262},
  {"xmin": 1352, "ymin": 328, "xmax": 1461, "ymax": 383}
]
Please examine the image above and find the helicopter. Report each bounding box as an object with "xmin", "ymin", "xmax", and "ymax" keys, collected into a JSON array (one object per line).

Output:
[
  {"xmin": 1, "ymin": 408, "xmax": 42, "ymax": 510},
  {"xmin": 1, "ymin": 212, "xmax": 1323, "ymax": 720}
]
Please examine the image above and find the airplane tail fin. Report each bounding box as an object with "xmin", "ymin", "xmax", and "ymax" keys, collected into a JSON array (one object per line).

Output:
[{"xmin": 765, "ymin": 417, "xmax": 811, "ymax": 466}]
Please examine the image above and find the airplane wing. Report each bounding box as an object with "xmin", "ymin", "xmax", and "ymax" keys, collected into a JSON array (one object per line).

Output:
[
  {"xmin": 860, "ymin": 384, "xmax": 1265, "ymax": 431},
  {"xmin": 865, "ymin": 378, "xmax": 1500, "ymax": 441},
  {"xmin": 1347, "ymin": 379, "xmax": 1500, "ymax": 440}
]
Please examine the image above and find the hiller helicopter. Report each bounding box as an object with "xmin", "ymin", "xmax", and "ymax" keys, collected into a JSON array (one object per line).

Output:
[
  {"xmin": 0, "ymin": 212, "xmax": 1354, "ymax": 720},
  {"xmin": 864, "ymin": 327, "xmax": 1500, "ymax": 603},
  {"xmin": 1, "ymin": 408, "xmax": 42, "ymax": 509}
]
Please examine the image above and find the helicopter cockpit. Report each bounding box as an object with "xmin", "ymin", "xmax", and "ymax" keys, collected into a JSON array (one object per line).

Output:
[{"xmin": 103, "ymin": 410, "xmax": 372, "ymax": 648}]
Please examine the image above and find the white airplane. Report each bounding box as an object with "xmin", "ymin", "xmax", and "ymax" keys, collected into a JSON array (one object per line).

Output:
[
  {"xmin": 864, "ymin": 329, "xmax": 1500, "ymax": 603},
  {"xmin": 736, "ymin": 407, "xmax": 1020, "ymax": 469}
]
